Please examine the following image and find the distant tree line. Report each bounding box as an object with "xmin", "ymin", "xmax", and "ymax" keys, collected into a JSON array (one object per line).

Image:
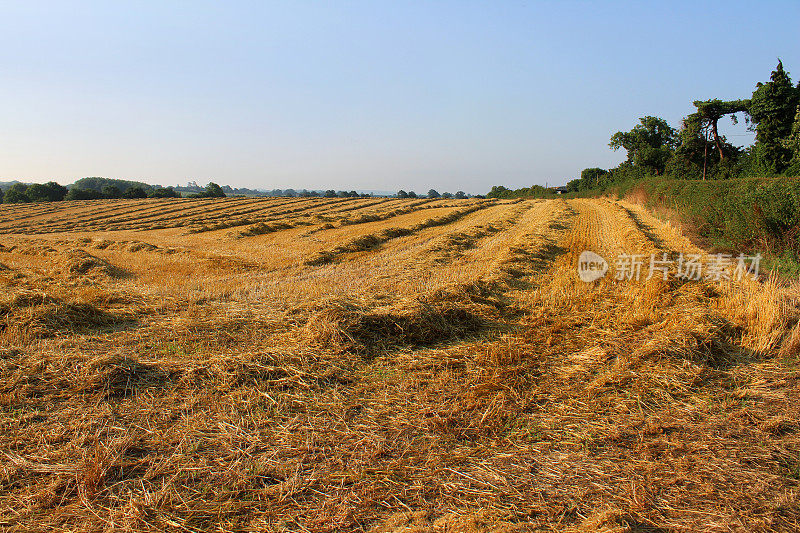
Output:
[
  {"xmin": 221, "ymin": 189, "xmax": 373, "ymax": 198},
  {"xmin": 488, "ymin": 60, "xmax": 800, "ymax": 197},
  {"xmin": 396, "ymin": 189, "xmax": 472, "ymax": 199},
  {"xmin": 1, "ymin": 176, "xmax": 482, "ymax": 204},
  {"xmin": 1, "ymin": 181, "xmax": 68, "ymax": 203},
  {"xmin": 0, "ymin": 178, "xmax": 231, "ymax": 204},
  {"xmin": 0, "ymin": 179, "xmax": 396, "ymax": 204},
  {"xmin": 322, "ymin": 190, "xmax": 372, "ymax": 198},
  {"xmin": 487, "ymin": 185, "xmax": 555, "ymax": 199}
]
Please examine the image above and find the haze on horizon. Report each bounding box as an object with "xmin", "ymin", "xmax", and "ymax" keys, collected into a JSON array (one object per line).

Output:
[{"xmin": 1, "ymin": 1, "xmax": 798, "ymax": 195}]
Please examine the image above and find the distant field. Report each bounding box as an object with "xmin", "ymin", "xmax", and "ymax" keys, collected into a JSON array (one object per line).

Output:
[{"xmin": 0, "ymin": 197, "xmax": 798, "ymax": 532}]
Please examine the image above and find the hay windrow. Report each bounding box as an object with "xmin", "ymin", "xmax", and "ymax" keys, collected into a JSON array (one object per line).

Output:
[
  {"xmin": 299, "ymin": 286, "xmax": 504, "ymax": 354},
  {"xmin": 62, "ymin": 249, "xmax": 127, "ymax": 279},
  {"xmin": 237, "ymin": 220, "xmax": 296, "ymax": 237},
  {"xmin": 304, "ymin": 203, "xmax": 493, "ymax": 266},
  {"xmin": 1, "ymin": 294, "xmax": 135, "ymax": 341},
  {"xmin": 79, "ymin": 355, "xmax": 171, "ymax": 398}
]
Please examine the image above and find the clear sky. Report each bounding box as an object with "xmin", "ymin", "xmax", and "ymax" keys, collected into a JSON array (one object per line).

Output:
[{"xmin": 1, "ymin": 1, "xmax": 798, "ymax": 194}]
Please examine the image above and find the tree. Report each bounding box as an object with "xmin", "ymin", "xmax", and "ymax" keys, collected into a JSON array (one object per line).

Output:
[
  {"xmin": 65, "ymin": 188, "xmax": 104, "ymax": 200},
  {"xmin": 487, "ymin": 185, "xmax": 509, "ymax": 198},
  {"xmin": 204, "ymin": 182, "xmax": 226, "ymax": 198},
  {"xmin": 566, "ymin": 178, "xmax": 581, "ymax": 193},
  {"xmin": 749, "ymin": 60, "xmax": 800, "ymax": 173},
  {"xmin": 149, "ymin": 186, "xmax": 180, "ymax": 198},
  {"xmin": 397, "ymin": 190, "xmax": 408, "ymax": 198},
  {"xmin": 427, "ymin": 189, "xmax": 440, "ymax": 198},
  {"xmin": 26, "ymin": 183, "xmax": 50, "ymax": 202},
  {"xmin": 580, "ymin": 168, "xmax": 609, "ymax": 189},
  {"xmin": 785, "ymin": 104, "xmax": 800, "ymax": 174},
  {"xmin": 26, "ymin": 181, "xmax": 67, "ymax": 202},
  {"xmin": 454, "ymin": 191, "xmax": 467, "ymax": 199},
  {"xmin": 102, "ymin": 185, "xmax": 122, "ymax": 198},
  {"xmin": 72, "ymin": 177, "xmax": 151, "ymax": 194},
  {"xmin": 441, "ymin": 191, "xmax": 453, "ymax": 199},
  {"xmin": 46, "ymin": 181, "xmax": 68, "ymax": 201},
  {"xmin": 123, "ymin": 186, "xmax": 148, "ymax": 199},
  {"xmin": 609, "ymin": 116, "xmax": 678, "ymax": 175},
  {"xmin": 4, "ymin": 183, "xmax": 30, "ymax": 203},
  {"xmin": 688, "ymin": 99, "xmax": 750, "ymax": 164},
  {"xmin": 407, "ymin": 191, "xmax": 418, "ymax": 198},
  {"xmin": 324, "ymin": 190, "xmax": 337, "ymax": 198},
  {"xmin": 673, "ymin": 113, "xmax": 741, "ymax": 180}
]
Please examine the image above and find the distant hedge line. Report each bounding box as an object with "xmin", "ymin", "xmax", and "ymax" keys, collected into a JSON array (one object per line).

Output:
[{"xmin": 611, "ymin": 177, "xmax": 800, "ymax": 257}]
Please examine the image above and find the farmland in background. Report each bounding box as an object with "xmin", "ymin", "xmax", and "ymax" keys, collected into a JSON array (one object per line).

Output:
[{"xmin": 0, "ymin": 196, "xmax": 798, "ymax": 532}]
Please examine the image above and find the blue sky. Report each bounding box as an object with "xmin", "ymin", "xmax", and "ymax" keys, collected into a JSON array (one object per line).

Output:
[{"xmin": 1, "ymin": 1, "xmax": 798, "ymax": 194}]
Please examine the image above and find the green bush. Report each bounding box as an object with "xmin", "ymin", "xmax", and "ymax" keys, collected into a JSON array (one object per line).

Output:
[
  {"xmin": 26, "ymin": 182, "xmax": 68, "ymax": 202},
  {"xmin": 123, "ymin": 187, "xmax": 148, "ymax": 199},
  {"xmin": 613, "ymin": 177, "xmax": 800, "ymax": 257},
  {"xmin": 149, "ymin": 187, "xmax": 181, "ymax": 198},
  {"xmin": 65, "ymin": 188, "xmax": 104, "ymax": 200},
  {"xmin": 3, "ymin": 183, "xmax": 30, "ymax": 203}
]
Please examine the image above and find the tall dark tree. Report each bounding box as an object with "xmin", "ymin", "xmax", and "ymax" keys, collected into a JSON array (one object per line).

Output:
[
  {"xmin": 609, "ymin": 116, "xmax": 678, "ymax": 175},
  {"xmin": 749, "ymin": 60, "xmax": 800, "ymax": 173},
  {"xmin": 427, "ymin": 189, "xmax": 440, "ymax": 198}
]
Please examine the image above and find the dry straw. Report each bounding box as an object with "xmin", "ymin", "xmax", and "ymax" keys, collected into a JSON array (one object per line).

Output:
[{"xmin": 0, "ymin": 196, "xmax": 797, "ymax": 532}]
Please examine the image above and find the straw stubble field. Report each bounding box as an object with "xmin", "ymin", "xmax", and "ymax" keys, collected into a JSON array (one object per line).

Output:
[{"xmin": 0, "ymin": 196, "xmax": 798, "ymax": 532}]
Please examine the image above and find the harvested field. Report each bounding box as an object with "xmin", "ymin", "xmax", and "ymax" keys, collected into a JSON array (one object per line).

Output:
[{"xmin": 0, "ymin": 197, "xmax": 798, "ymax": 532}]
